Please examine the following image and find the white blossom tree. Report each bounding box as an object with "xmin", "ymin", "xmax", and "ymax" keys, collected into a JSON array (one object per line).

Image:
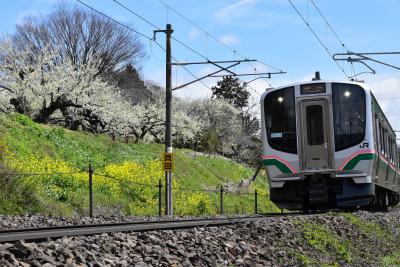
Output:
[
  {"xmin": 0, "ymin": 40, "xmax": 199, "ymax": 145},
  {"xmin": 0, "ymin": 40, "xmax": 133, "ymax": 131},
  {"xmin": 186, "ymin": 98, "xmax": 261, "ymax": 164}
]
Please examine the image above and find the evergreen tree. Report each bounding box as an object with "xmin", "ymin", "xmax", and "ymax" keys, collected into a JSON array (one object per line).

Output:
[
  {"xmin": 211, "ymin": 76, "xmax": 250, "ymax": 109},
  {"xmin": 116, "ymin": 64, "xmax": 152, "ymax": 104}
]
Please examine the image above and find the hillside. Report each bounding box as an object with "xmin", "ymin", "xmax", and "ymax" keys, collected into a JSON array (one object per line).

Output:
[{"xmin": 0, "ymin": 113, "xmax": 277, "ymax": 216}]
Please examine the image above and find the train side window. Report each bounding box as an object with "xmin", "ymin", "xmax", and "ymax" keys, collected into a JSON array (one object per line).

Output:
[
  {"xmin": 381, "ymin": 127, "xmax": 386, "ymax": 157},
  {"xmin": 385, "ymin": 130, "xmax": 389, "ymax": 158},
  {"xmin": 392, "ymin": 139, "xmax": 395, "ymax": 163},
  {"xmin": 398, "ymin": 151, "xmax": 400, "ymax": 170},
  {"xmin": 379, "ymin": 123, "xmax": 384, "ymax": 155},
  {"xmin": 392, "ymin": 139, "xmax": 395, "ymax": 164},
  {"xmin": 392, "ymin": 139, "xmax": 396, "ymax": 164},
  {"xmin": 397, "ymin": 150, "xmax": 399, "ymax": 169},
  {"xmin": 374, "ymin": 114, "xmax": 381, "ymax": 153}
]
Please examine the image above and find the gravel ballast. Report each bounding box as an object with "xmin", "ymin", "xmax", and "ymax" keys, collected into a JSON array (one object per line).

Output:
[{"xmin": 0, "ymin": 209, "xmax": 399, "ymax": 266}]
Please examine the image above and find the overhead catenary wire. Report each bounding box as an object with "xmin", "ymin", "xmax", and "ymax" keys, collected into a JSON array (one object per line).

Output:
[
  {"xmin": 77, "ymin": 0, "xmax": 271, "ymax": 97},
  {"xmin": 108, "ymin": 0, "xmax": 266, "ymax": 92},
  {"xmin": 76, "ymin": 0, "xmax": 153, "ymax": 41},
  {"xmin": 112, "ymin": 0, "xmax": 160, "ymax": 30},
  {"xmin": 104, "ymin": 0, "xmax": 213, "ymax": 90},
  {"xmin": 112, "ymin": 0, "xmax": 215, "ymax": 63},
  {"xmin": 111, "ymin": 0, "xmax": 213, "ymax": 61},
  {"xmin": 75, "ymin": 0, "xmax": 212, "ymax": 92},
  {"xmin": 154, "ymin": 0, "xmax": 284, "ymax": 72},
  {"xmin": 309, "ymin": 0, "xmax": 350, "ymax": 53},
  {"xmin": 287, "ymin": 0, "xmax": 351, "ymax": 80}
]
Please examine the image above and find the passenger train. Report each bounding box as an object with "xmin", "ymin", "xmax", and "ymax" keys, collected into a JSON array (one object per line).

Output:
[{"xmin": 261, "ymin": 73, "xmax": 400, "ymax": 211}]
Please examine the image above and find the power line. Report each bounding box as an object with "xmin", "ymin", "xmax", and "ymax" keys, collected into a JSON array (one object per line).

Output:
[
  {"xmin": 76, "ymin": 0, "xmax": 153, "ymax": 41},
  {"xmin": 309, "ymin": 0, "xmax": 350, "ymax": 53},
  {"xmin": 107, "ymin": 0, "xmax": 221, "ymax": 90},
  {"xmin": 76, "ymin": 0, "xmax": 212, "ymax": 91},
  {"xmin": 108, "ymin": 0, "xmax": 276, "ymax": 91},
  {"xmin": 111, "ymin": 0, "xmax": 209, "ymax": 62},
  {"xmin": 154, "ymin": 0, "xmax": 284, "ymax": 72},
  {"xmin": 112, "ymin": 0, "xmax": 160, "ymax": 30},
  {"xmin": 111, "ymin": 0, "xmax": 286, "ymax": 88},
  {"xmin": 288, "ymin": 0, "xmax": 350, "ymax": 79},
  {"xmin": 79, "ymin": 0, "xmax": 270, "ymax": 93},
  {"xmin": 246, "ymin": 83, "xmax": 261, "ymax": 97}
]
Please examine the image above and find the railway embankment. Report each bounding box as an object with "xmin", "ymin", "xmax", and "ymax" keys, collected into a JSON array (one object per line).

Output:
[
  {"xmin": 0, "ymin": 209, "xmax": 399, "ymax": 266},
  {"xmin": 0, "ymin": 113, "xmax": 276, "ymax": 217}
]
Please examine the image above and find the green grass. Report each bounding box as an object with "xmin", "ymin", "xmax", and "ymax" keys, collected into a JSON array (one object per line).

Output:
[
  {"xmin": 293, "ymin": 252, "xmax": 313, "ymax": 266},
  {"xmin": 303, "ymin": 223, "xmax": 352, "ymax": 264},
  {"xmin": 341, "ymin": 213, "xmax": 392, "ymax": 240},
  {"xmin": 381, "ymin": 252, "xmax": 400, "ymax": 267},
  {"xmin": 341, "ymin": 212, "xmax": 400, "ymax": 267},
  {"xmin": 0, "ymin": 113, "xmax": 276, "ymax": 216}
]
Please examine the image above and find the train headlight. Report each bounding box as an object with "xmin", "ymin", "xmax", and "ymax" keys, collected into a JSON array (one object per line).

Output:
[
  {"xmin": 344, "ymin": 91, "xmax": 351, "ymax": 97},
  {"xmin": 278, "ymin": 97, "xmax": 284, "ymax": 103}
]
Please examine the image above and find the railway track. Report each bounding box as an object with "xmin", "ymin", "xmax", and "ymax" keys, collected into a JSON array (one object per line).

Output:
[{"xmin": 0, "ymin": 213, "xmax": 301, "ymax": 243}]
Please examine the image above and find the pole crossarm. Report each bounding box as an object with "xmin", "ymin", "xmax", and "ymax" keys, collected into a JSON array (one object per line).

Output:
[
  {"xmin": 211, "ymin": 62, "xmax": 237, "ymax": 76},
  {"xmin": 244, "ymin": 76, "xmax": 273, "ymax": 84},
  {"xmin": 211, "ymin": 71, "xmax": 287, "ymax": 78},
  {"xmin": 333, "ymin": 52, "xmax": 400, "ymax": 76},
  {"xmin": 172, "ymin": 62, "xmax": 240, "ymax": 91},
  {"xmin": 171, "ymin": 59, "xmax": 256, "ymax": 66}
]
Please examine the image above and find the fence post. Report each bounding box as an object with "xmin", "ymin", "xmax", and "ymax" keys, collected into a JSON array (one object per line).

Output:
[
  {"xmin": 220, "ymin": 185, "xmax": 224, "ymax": 215},
  {"xmin": 88, "ymin": 164, "xmax": 94, "ymax": 218},
  {"xmin": 254, "ymin": 189, "xmax": 258, "ymax": 214},
  {"xmin": 158, "ymin": 179, "xmax": 162, "ymax": 218}
]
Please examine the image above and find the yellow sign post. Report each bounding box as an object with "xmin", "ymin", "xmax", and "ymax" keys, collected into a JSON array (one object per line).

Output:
[{"xmin": 162, "ymin": 153, "xmax": 173, "ymax": 171}]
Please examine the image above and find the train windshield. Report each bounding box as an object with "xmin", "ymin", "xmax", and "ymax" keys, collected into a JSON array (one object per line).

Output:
[
  {"xmin": 264, "ymin": 86, "xmax": 297, "ymax": 154},
  {"xmin": 332, "ymin": 83, "xmax": 366, "ymax": 151}
]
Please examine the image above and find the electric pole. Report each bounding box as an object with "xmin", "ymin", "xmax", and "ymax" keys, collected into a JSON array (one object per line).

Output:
[
  {"xmin": 165, "ymin": 24, "xmax": 173, "ymax": 216},
  {"xmin": 154, "ymin": 24, "xmax": 174, "ymax": 216}
]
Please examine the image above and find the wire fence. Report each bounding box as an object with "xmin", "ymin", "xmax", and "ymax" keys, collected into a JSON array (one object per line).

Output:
[{"xmin": 0, "ymin": 164, "xmax": 273, "ymax": 218}]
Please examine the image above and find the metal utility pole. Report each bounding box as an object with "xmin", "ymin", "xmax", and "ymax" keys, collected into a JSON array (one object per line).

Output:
[
  {"xmin": 165, "ymin": 24, "xmax": 174, "ymax": 216},
  {"xmin": 154, "ymin": 24, "xmax": 174, "ymax": 216}
]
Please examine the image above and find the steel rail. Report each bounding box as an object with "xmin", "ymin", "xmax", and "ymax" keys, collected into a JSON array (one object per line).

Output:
[{"xmin": 0, "ymin": 214, "xmax": 299, "ymax": 243}]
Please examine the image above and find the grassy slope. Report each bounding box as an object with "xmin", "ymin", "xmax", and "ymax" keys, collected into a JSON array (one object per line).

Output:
[{"xmin": 0, "ymin": 114, "xmax": 277, "ymax": 216}]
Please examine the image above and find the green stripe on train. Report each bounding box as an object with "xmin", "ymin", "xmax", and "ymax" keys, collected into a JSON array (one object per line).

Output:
[
  {"xmin": 263, "ymin": 159, "xmax": 293, "ymax": 174},
  {"xmin": 343, "ymin": 153, "xmax": 376, "ymax": 170}
]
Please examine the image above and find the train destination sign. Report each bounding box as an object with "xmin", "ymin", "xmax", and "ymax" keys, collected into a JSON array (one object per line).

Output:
[{"xmin": 300, "ymin": 83, "xmax": 326, "ymax": 95}]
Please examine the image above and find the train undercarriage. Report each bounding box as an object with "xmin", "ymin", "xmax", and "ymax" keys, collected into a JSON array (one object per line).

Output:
[{"xmin": 270, "ymin": 175, "xmax": 400, "ymax": 212}]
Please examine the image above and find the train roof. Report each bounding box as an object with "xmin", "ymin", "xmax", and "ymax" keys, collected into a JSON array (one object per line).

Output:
[{"xmin": 261, "ymin": 80, "xmax": 369, "ymax": 98}]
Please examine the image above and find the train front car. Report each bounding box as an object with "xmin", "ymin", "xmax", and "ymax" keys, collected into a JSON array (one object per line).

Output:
[{"xmin": 261, "ymin": 80, "xmax": 400, "ymax": 211}]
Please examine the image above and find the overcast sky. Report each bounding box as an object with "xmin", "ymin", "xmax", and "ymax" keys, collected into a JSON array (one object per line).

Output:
[{"xmin": 1, "ymin": 0, "xmax": 400, "ymax": 133}]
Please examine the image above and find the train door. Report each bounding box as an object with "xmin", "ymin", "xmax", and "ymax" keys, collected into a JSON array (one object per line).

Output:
[{"xmin": 299, "ymin": 99, "xmax": 332, "ymax": 171}]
